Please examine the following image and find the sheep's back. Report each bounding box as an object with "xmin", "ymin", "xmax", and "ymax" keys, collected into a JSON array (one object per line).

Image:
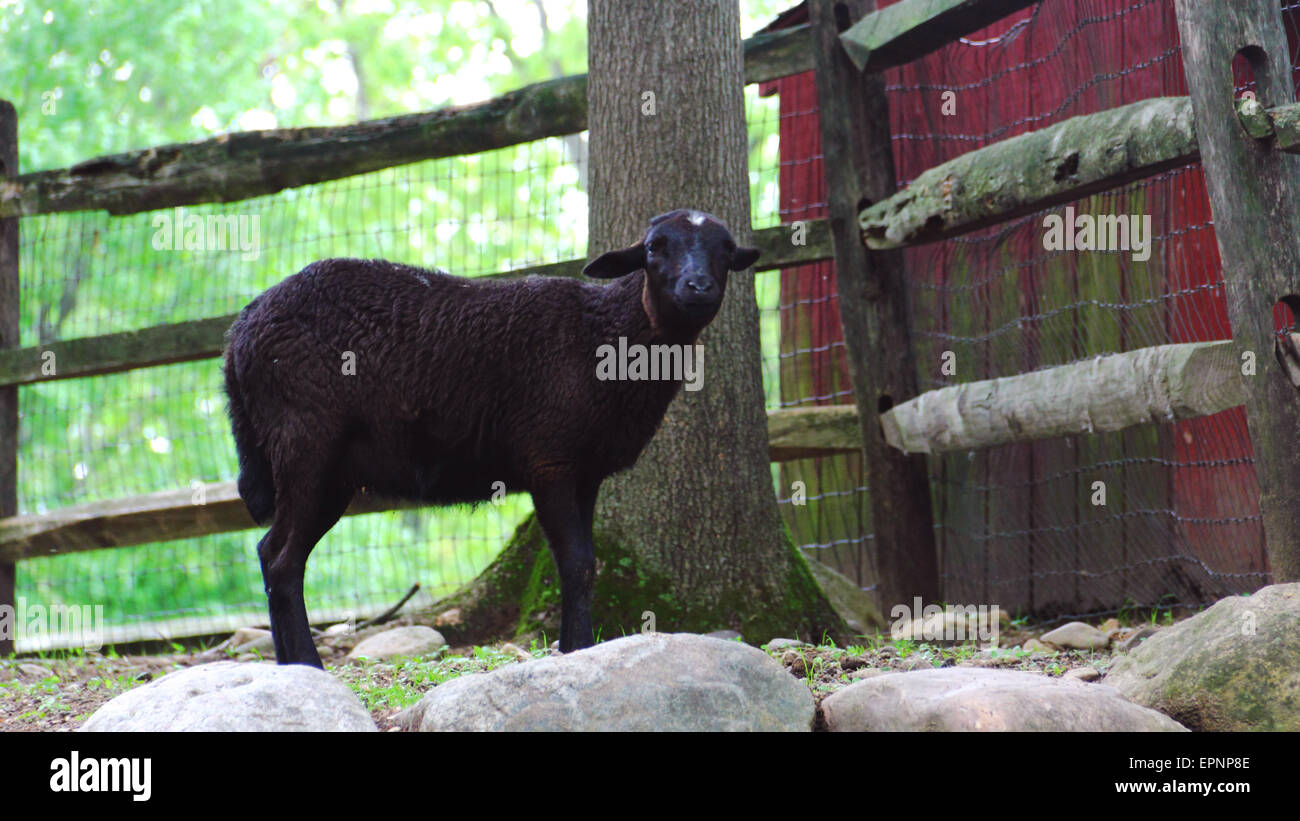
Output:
[{"xmin": 228, "ymin": 258, "xmax": 630, "ymax": 498}]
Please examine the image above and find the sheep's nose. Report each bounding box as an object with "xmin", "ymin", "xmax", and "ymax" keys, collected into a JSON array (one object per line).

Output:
[{"xmin": 684, "ymin": 275, "xmax": 716, "ymax": 295}]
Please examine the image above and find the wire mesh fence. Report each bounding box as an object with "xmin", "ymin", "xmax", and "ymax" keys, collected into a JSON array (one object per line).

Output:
[
  {"xmin": 769, "ymin": 0, "xmax": 1290, "ymax": 619},
  {"xmin": 10, "ymin": 0, "xmax": 1294, "ymax": 649},
  {"xmin": 15, "ymin": 137, "xmax": 590, "ymax": 645}
]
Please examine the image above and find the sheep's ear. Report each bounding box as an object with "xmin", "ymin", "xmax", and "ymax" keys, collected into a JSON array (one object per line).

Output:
[
  {"xmin": 583, "ymin": 243, "xmax": 646, "ymax": 279},
  {"xmin": 729, "ymin": 245, "xmax": 761, "ymax": 271}
]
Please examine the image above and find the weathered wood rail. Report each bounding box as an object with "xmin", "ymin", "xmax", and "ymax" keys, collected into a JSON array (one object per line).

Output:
[
  {"xmin": 859, "ymin": 96, "xmax": 1300, "ymax": 249},
  {"xmin": 0, "ymin": 25, "xmax": 812, "ymax": 220},
  {"xmin": 0, "ymin": 404, "xmax": 864, "ymax": 562},
  {"xmin": 880, "ymin": 341, "xmax": 1247, "ymax": 453},
  {"xmin": 839, "ymin": 0, "xmax": 1040, "ymax": 73}
]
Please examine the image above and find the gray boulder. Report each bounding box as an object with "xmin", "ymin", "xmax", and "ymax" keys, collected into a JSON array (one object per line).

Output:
[
  {"xmin": 397, "ymin": 633, "xmax": 813, "ymax": 731},
  {"xmin": 821, "ymin": 668, "xmax": 1186, "ymax": 732},
  {"xmin": 347, "ymin": 625, "xmax": 447, "ymax": 661},
  {"xmin": 80, "ymin": 661, "xmax": 377, "ymax": 732},
  {"xmin": 1104, "ymin": 584, "xmax": 1300, "ymax": 731}
]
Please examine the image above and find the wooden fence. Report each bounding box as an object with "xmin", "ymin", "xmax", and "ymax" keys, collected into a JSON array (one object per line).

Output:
[{"xmin": 3, "ymin": 0, "xmax": 1299, "ymax": 652}]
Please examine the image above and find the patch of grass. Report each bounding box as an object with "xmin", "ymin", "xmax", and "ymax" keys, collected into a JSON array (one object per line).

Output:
[{"xmin": 338, "ymin": 643, "xmax": 539, "ymax": 714}]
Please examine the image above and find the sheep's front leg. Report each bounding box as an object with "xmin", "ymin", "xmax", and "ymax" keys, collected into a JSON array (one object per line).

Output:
[{"xmin": 532, "ymin": 480, "xmax": 599, "ymax": 652}]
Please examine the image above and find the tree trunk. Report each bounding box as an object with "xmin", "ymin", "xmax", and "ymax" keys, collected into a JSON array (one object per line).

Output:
[
  {"xmin": 583, "ymin": 0, "xmax": 844, "ymax": 643},
  {"xmin": 434, "ymin": 0, "xmax": 846, "ymax": 647}
]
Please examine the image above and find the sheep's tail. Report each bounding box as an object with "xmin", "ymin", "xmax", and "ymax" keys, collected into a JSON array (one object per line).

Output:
[{"xmin": 224, "ymin": 328, "xmax": 276, "ymax": 526}]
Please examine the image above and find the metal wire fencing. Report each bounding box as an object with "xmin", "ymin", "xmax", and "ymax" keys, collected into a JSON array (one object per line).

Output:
[{"xmin": 767, "ymin": 0, "xmax": 1289, "ymax": 619}]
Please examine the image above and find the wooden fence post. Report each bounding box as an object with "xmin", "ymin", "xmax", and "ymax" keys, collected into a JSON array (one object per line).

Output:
[
  {"xmin": 808, "ymin": 0, "xmax": 940, "ymax": 611},
  {"xmin": 1, "ymin": 100, "xmax": 18, "ymax": 656},
  {"xmin": 1175, "ymin": 0, "xmax": 1300, "ymax": 582}
]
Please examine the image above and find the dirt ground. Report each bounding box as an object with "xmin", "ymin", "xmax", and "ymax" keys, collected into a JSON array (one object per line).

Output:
[{"xmin": 0, "ymin": 616, "xmax": 1167, "ymax": 732}]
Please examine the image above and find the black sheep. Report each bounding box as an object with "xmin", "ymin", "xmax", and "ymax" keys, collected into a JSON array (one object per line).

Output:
[{"xmin": 224, "ymin": 209, "xmax": 760, "ymax": 666}]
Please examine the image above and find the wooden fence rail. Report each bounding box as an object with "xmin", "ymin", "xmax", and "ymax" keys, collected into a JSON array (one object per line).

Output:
[
  {"xmin": 881, "ymin": 341, "xmax": 1246, "ymax": 453},
  {"xmin": 839, "ymin": 0, "xmax": 1040, "ymax": 73},
  {"xmin": 0, "ymin": 404, "xmax": 863, "ymax": 562},
  {"xmin": 0, "ymin": 25, "xmax": 808, "ymax": 220},
  {"xmin": 858, "ymin": 95, "xmax": 1300, "ymax": 249}
]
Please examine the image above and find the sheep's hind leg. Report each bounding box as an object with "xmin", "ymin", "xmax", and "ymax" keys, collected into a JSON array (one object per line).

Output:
[
  {"xmin": 532, "ymin": 480, "xmax": 598, "ymax": 652},
  {"xmin": 260, "ymin": 477, "xmax": 352, "ymax": 667}
]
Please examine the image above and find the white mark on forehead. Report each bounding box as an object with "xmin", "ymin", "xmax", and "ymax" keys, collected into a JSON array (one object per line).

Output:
[{"xmin": 688, "ymin": 211, "xmax": 708, "ymax": 226}]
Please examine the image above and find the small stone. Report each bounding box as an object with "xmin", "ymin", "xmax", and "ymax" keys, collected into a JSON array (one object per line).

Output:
[
  {"xmin": 500, "ymin": 642, "xmax": 533, "ymax": 661},
  {"xmin": 781, "ymin": 650, "xmax": 806, "ymax": 675},
  {"xmin": 19, "ymin": 663, "xmax": 53, "ymax": 679},
  {"xmin": 1022, "ymin": 638, "xmax": 1053, "ymax": 654},
  {"xmin": 895, "ymin": 654, "xmax": 937, "ymax": 672},
  {"xmin": 323, "ymin": 622, "xmax": 354, "ymax": 637},
  {"xmin": 766, "ymin": 638, "xmax": 805, "ymax": 652},
  {"xmin": 348, "ymin": 626, "xmax": 447, "ymax": 661},
  {"xmin": 434, "ymin": 608, "xmax": 463, "ymax": 627},
  {"xmin": 1117, "ymin": 625, "xmax": 1159, "ymax": 652},
  {"xmin": 229, "ymin": 627, "xmax": 270, "ymax": 646},
  {"xmin": 1041, "ymin": 621, "xmax": 1110, "ymax": 651},
  {"xmin": 850, "ymin": 668, "xmax": 887, "ymax": 681},
  {"xmin": 840, "ymin": 654, "xmax": 870, "ymax": 671},
  {"xmin": 1063, "ymin": 666, "xmax": 1101, "ymax": 682},
  {"xmin": 1100, "ymin": 618, "xmax": 1120, "ymax": 633},
  {"xmin": 877, "ymin": 644, "xmax": 898, "ymax": 658},
  {"xmin": 231, "ymin": 628, "xmax": 276, "ymax": 656}
]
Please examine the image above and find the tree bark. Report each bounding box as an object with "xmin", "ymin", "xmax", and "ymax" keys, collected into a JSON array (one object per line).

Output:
[{"xmin": 582, "ymin": 0, "xmax": 844, "ymax": 643}]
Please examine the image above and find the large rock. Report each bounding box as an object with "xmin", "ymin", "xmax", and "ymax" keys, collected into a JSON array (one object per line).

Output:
[
  {"xmin": 347, "ymin": 625, "xmax": 447, "ymax": 661},
  {"xmin": 397, "ymin": 633, "xmax": 814, "ymax": 731},
  {"xmin": 821, "ymin": 668, "xmax": 1186, "ymax": 732},
  {"xmin": 80, "ymin": 661, "xmax": 377, "ymax": 732},
  {"xmin": 1104, "ymin": 584, "xmax": 1300, "ymax": 731}
]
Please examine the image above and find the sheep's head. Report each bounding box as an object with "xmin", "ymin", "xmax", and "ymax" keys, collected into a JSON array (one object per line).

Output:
[{"xmin": 583, "ymin": 209, "xmax": 761, "ymax": 328}]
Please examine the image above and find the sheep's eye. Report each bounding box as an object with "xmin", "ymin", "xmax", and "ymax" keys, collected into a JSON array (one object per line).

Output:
[{"xmin": 648, "ymin": 237, "xmax": 668, "ymax": 254}]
